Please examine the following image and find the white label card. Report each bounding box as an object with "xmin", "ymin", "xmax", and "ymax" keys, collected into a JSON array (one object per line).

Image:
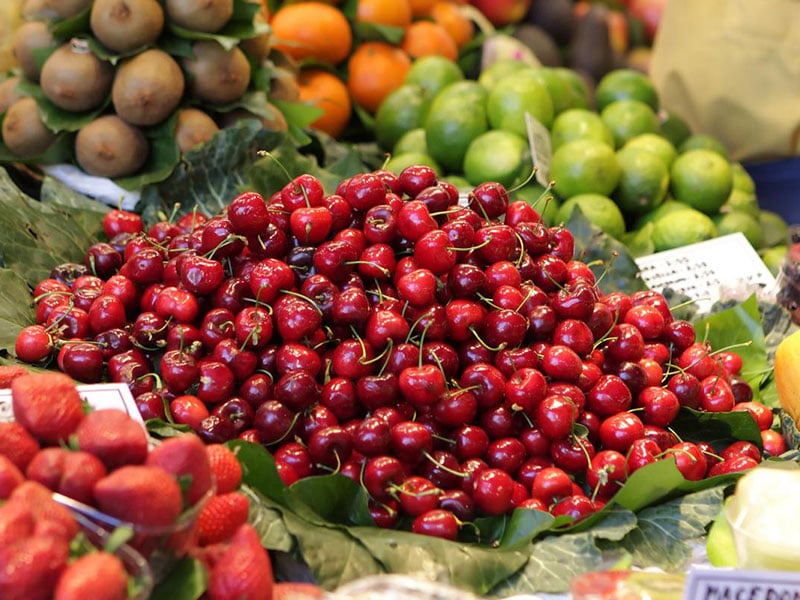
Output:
[
  {"xmin": 634, "ymin": 233, "xmax": 777, "ymax": 314},
  {"xmin": 685, "ymin": 566, "xmax": 800, "ymax": 600},
  {"xmin": 524, "ymin": 112, "xmax": 552, "ymax": 188}
]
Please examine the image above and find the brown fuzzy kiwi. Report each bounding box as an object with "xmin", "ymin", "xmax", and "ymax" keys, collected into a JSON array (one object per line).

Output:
[
  {"xmin": 40, "ymin": 42, "xmax": 113, "ymax": 112},
  {"xmin": 182, "ymin": 41, "xmax": 250, "ymax": 105},
  {"xmin": 174, "ymin": 107, "xmax": 219, "ymax": 153},
  {"xmin": 239, "ymin": 1, "xmax": 271, "ymax": 64},
  {"xmin": 216, "ymin": 104, "xmax": 287, "ymax": 132},
  {"xmin": 90, "ymin": 0, "xmax": 165, "ymax": 54},
  {"xmin": 165, "ymin": 0, "xmax": 234, "ymax": 34},
  {"xmin": 12, "ymin": 21, "xmax": 56, "ymax": 82},
  {"xmin": 269, "ymin": 66, "xmax": 300, "ymax": 102},
  {"xmin": 0, "ymin": 77, "xmax": 26, "ymax": 114},
  {"xmin": 2, "ymin": 96, "xmax": 57, "ymax": 158},
  {"xmin": 75, "ymin": 114, "xmax": 149, "ymax": 178},
  {"xmin": 22, "ymin": 0, "xmax": 54, "ymax": 20},
  {"xmin": 42, "ymin": 0, "xmax": 92, "ymax": 19},
  {"xmin": 112, "ymin": 48, "xmax": 185, "ymax": 126}
]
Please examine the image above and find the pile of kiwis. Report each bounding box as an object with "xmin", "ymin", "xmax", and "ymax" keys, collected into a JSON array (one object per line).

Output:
[{"xmin": 1, "ymin": 0, "xmax": 284, "ymax": 180}]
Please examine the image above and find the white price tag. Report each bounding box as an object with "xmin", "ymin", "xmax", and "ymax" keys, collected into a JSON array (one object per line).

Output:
[
  {"xmin": 685, "ymin": 566, "xmax": 800, "ymax": 600},
  {"xmin": 634, "ymin": 233, "xmax": 777, "ymax": 314},
  {"xmin": 524, "ymin": 112, "xmax": 552, "ymax": 188}
]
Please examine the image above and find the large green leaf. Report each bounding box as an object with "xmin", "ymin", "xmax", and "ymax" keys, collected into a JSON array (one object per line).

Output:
[
  {"xmin": 243, "ymin": 486, "xmax": 294, "ymax": 553},
  {"xmin": 40, "ymin": 175, "xmax": 110, "ymax": 214},
  {"xmin": 0, "ymin": 269, "xmax": 35, "ymax": 354},
  {"xmin": 285, "ymin": 474, "xmax": 371, "ymax": 527},
  {"xmin": 228, "ymin": 440, "xmax": 287, "ymax": 506},
  {"xmin": 498, "ymin": 508, "xmax": 555, "ymax": 551},
  {"xmin": 149, "ymin": 557, "xmax": 207, "ymax": 600},
  {"xmin": 671, "ymin": 406, "xmax": 763, "ymax": 452}
]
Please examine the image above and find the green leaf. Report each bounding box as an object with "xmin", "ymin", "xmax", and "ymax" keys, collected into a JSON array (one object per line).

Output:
[
  {"xmin": 0, "ymin": 269, "xmax": 35, "ymax": 355},
  {"xmin": 271, "ymin": 99, "xmax": 322, "ymax": 145},
  {"xmin": 498, "ymin": 508, "xmax": 555, "ymax": 551},
  {"xmin": 349, "ymin": 526, "xmax": 528, "ymax": 596},
  {"xmin": 50, "ymin": 9, "xmax": 92, "ymax": 40},
  {"xmin": 145, "ymin": 418, "xmax": 191, "ymax": 438},
  {"xmin": 228, "ymin": 440, "xmax": 288, "ymax": 506},
  {"xmin": 285, "ymin": 474, "xmax": 369, "ymax": 526},
  {"xmin": 670, "ymin": 406, "xmax": 763, "ymax": 452},
  {"xmin": 166, "ymin": 0, "xmax": 261, "ymax": 50},
  {"xmin": 40, "ymin": 175, "xmax": 110, "ymax": 213},
  {"xmin": 149, "ymin": 557, "xmax": 207, "ymax": 600},
  {"xmin": 243, "ymin": 485, "xmax": 294, "ymax": 553},
  {"xmin": 114, "ymin": 113, "xmax": 181, "ymax": 190},
  {"xmin": 352, "ymin": 22, "xmax": 406, "ymax": 45},
  {"xmin": 17, "ymin": 77, "xmax": 110, "ymax": 133},
  {"xmin": 611, "ymin": 458, "xmax": 687, "ymax": 512},
  {"xmin": 619, "ymin": 486, "xmax": 725, "ymax": 571},
  {"xmin": 584, "ymin": 505, "xmax": 639, "ymax": 542}
]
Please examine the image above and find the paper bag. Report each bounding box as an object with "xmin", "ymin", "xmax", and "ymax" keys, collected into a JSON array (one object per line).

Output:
[{"xmin": 649, "ymin": 0, "xmax": 800, "ymax": 163}]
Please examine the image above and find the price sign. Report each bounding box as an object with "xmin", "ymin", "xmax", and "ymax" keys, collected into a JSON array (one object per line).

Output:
[
  {"xmin": 685, "ymin": 566, "xmax": 800, "ymax": 600},
  {"xmin": 525, "ymin": 112, "xmax": 552, "ymax": 188}
]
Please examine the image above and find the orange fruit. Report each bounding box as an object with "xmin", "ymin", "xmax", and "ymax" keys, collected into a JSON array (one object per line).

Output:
[
  {"xmin": 401, "ymin": 20, "xmax": 458, "ymax": 61},
  {"xmin": 356, "ymin": 0, "xmax": 413, "ymax": 29},
  {"xmin": 408, "ymin": 0, "xmax": 436, "ymax": 17},
  {"xmin": 270, "ymin": 2, "xmax": 352, "ymax": 65},
  {"xmin": 347, "ymin": 41, "xmax": 411, "ymax": 114},
  {"xmin": 297, "ymin": 68, "xmax": 352, "ymax": 138},
  {"xmin": 430, "ymin": 2, "xmax": 474, "ymax": 49}
]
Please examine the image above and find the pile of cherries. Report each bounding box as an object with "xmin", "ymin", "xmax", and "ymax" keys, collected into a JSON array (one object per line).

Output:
[{"xmin": 14, "ymin": 165, "xmax": 783, "ymax": 540}]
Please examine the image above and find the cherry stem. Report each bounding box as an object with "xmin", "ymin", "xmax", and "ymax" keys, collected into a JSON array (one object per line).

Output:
[
  {"xmin": 271, "ymin": 411, "xmax": 302, "ymax": 447},
  {"xmin": 422, "ymin": 451, "xmax": 467, "ymax": 478},
  {"xmin": 344, "ymin": 260, "xmax": 390, "ymax": 279},
  {"xmin": 468, "ymin": 325, "xmax": 506, "ymax": 353},
  {"xmin": 280, "ymin": 289, "xmax": 323, "ymax": 316},
  {"xmin": 258, "ymin": 151, "xmax": 310, "ymax": 207}
]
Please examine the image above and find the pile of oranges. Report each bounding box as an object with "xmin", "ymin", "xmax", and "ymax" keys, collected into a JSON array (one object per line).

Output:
[{"xmin": 268, "ymin": 0, "xmax": 475, "ymax": 138}]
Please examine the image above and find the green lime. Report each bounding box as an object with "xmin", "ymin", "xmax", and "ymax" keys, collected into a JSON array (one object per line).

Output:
[
  {"xmin": 706, "ymin": 506, "xmax": 738, "ymax": 568},
  {"xmin": 760, "ymin": 245, "xmax": 788, "ymax": 276},
  {"xmin": 600, "ymin": 98, "xmax": 660, "ymax": 148},
  {"xmin": 652, "ymin": 207, "xmax": 718, "ymax": 251},
  {"xmin": 424, "ymin": 80, "xmax": 489, "ymax": 173},
  {"xmin": 759, "ymin": 210, "xmax": 790, "ymax": 247},
  {"xmin": 548, "ymin": 67, "xmax": 592, "ymax": 112},
  {"xmin": 514, "ymin": 183, "xmax": 561, "ymax": 226},
  {"xmin": 731, "ymin": 161, "xmax": 756, "ymax": 194},
  {"xmin": 659, "ymin": 110, "xmax": 692, "ymax": 148},
  {"xmin": 670, "ymin": 149, "xmax": 733, "ymax": 214},
  {"xmin": 374, "ymin": 84, "xmax": 430, "ymax": 152},
  {"xmin": 595, "ymin": 68, "xmax": 660, "ymax": 112},
  {"xmin": 634, "ymin": 199, "xmax": 693, "ymax": 229},
  {"xmin": 614, "ymin": 146, "xmax": 669, "ymax": 215},
  {"xmin": 486, "ymin": 70, "xmax": 554, "ymax": 135},
  {"xmin": 720, "ymin": 188, "xmax": 759, "ymax": 220},
  {"xmin": 463, "ymin": 129, "xmax": 530, "ymax": 188},
  {"xmin": 550, "ymin": 138, "xmax": 621, "ymax": 199},
  {"xmin": 394, "ymin": 127, "xmax": 428, "ymax": 155},
  {"xmin": 405, "ymin": 55, "xmax": 464, "ymax": 97},
  {"xmin": 678, "ymin": 133, "xmax": 730, "ymax": 159},
  {"xmin": 384, "ymin": 151, "xmax": 442, "ymax": 176},
  {"xmin": 551, "ymin": 108, "xmax": 614, "ymax": 151},
  {"xmin": 478, "ymin": 58, "xmax": 529, "ymax": 90},
  {"xmin": 556, "ymin": 193, "xmax": 626, "ymax": 239},
  {"xmin": 443, "ymin": 174, "xmax": 471, "ymax": 194},
  {"xmin": 714, "ymin": 209, "xmax": 765, "ymax": 249},
  {"xmin": 622, "ymin": 133, "xmax": 677, "ymax": 169}
]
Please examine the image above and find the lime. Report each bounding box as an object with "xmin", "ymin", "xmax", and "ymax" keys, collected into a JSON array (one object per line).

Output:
[
  {"xmin": 514, "ymin": 183, "xmax": 561, "ymax": 226},
  {"xmin": 550, "ymin": 138, "xmax": 621, "ymax": 199},
  {"xmin": 548, "ymin": 67, "xmax": 592, "ymax": 112},
  {"xmin": 622, "ymin": 133, "xmax": 677, "ymax": 169},
  {"xmin": 463, "ymin": 129, "xmax": 530, "ymax": 188},
  {"xmin": 374, "ymin": 84, "xmax": 430, "ymax": 151},
  {"xmin": 600, "ymin": 99, "xmax": 660, "ymax": 148},
  {"xmin": 759, "ymin": 210, "xmax": 790, "ymax": 248},
  {"xmin": 595, "ymin": 68, "xmax": 660, "ymax": 112},
  {"xmin": 634, "ymin": 199, "xmax": 693, "ymax": 229},
  {"xmin": 556, "ymin": 193, "xmax": 626, "ymax": 239},
  {"xmin": 678, "ymin": 133, "xmax": 730, "ymax": 159},
  {"xmin": 478, "ymin": 58, "xmax": 529, "ymax": 90},
  {"xmin": 405, "ymin": 55, "xmax": 464, "ymax": 97},
  {"xmin": 670, "ymin": 149, "xmax": 733, "ymax": 214},
  {"xmin": 614, "ymin": 146, "xmax": 669, "ymax": 216},
  {"xmin": 424, "ymin": 80, "xmax": 489, "ymax": 173},
  {"xmin": 551, "ymin": 108, "xmax": 614, "ymax": 150},
  {"xmin": 720, "ymin": 188, "xmax": 759, "ymax": 220},
  {"xmin": 486, "ymin": 71, "xmax": 554, "ymax": 135},
  {"xmin": 731, "ymin": 162, "xmax": 756, "ymax": 194},
  {"xmin": 706, "ymin": 507, "xmax": 738, "ymax": 568},
  {"xmin": 394, "ymin": 127, "xmax": 428, "ymax": 155},
  {"xmin": 384, "ymin": 151, "xmax": 442, "ymax": 176},
  {"xmin": 659, "ymin": 110, "xmax": 692, "ymax": 148},
  {"xmin": 651, "ymin": 207, "xmax": 718, "ymax": 251},
  {"xmin": 761, "ymin": 245, "xmax": 788, "ymax": 276},
  {"xmin": 521, "ymin": 67, "xmax": 580, "ymax": 116},
  {"xmin": 714, "ymin": 210, "xmax": 765, "ymax": 249},
  {"xmin": 443, "ymin": 174, "xmax": 471, "ymax": 194}
]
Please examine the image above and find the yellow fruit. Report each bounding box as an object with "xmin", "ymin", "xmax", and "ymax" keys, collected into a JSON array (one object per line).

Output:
[{"xmin": 775, "ymin": 328, "xmax": 800, "ymax": 424}]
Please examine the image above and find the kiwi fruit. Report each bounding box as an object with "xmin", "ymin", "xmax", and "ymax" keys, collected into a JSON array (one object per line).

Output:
[
  {"xmin": 40, "ymin": 42, "xmax": 113, "ymax": 112},
  {"xmin": 90, "ymin": 0, "xmax": 165, "ymax": 54},
  {"xmin": 183, "ymin": 41, "xmax": 250, "ymax": 105},
  {"xmin": 0, "ymin": 77, "xmax": 26, "ymax": 114},
  {"xmin": 239, "ymin": 1, "xmax": 271, "ymax": 63},
  {"xmin": 75, "ymin": 114, "xmax": 149, "ymax": 178},
  {"xmin": 166, "ymin": 0, "xmax": 233, "ymax": 33},
  {"xmin": 112, "ymin": 48, "xmax": 185, "ymax": 126},
  {"xmin": 2, "ymin": 96, "xmax": 57, "ymax": 158},
  {"xmin": 216, "ymin": 104, "xmax": 287, "ymax": 132},
  {"xmin": 269, "ymin": 66, "xmax": 300, "ymax": 102},
  {"xmin": 174, "ymin": 107, "xmax": 220, "ymax": 153},
  {"xmin": 12, "ymin": 20, "xmax": 56, "ymax": 82},
  {"xmin": 21, "ymin": 0, "xmax": 56, "ymax": 20}
]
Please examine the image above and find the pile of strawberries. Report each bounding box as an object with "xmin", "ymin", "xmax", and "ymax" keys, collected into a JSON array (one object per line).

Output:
[
  {"xmin": 0, "ymin": 370, "xmax": 272, "ymax": 600},
  {"xmin": 11, "ymin": 165, "xmax": 782, "ymax": 541}
]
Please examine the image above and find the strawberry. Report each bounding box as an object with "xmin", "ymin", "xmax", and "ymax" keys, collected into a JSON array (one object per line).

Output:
[
  {"xmin": 0, "ymin": 534, "xmax": 70, "ymax": 600},
  {"xmin": 206, "ymin": 443, "xmax": 243, "ymax": 494},
  {"xmin": 74, "ymin": 409, "xmax": 148, "ymax": 469},
  {"xmin": 93, "ymin": 465, "xmax": 183, "ymax": 528},
  {"xmin": 207, "ymin": 524, "xmax": 274, "ymax": 600},
  {"xmin": 10, "ymin": 481, "xmax": 78, "ymax": 542},
  {"xmin": 0, "ymin": 421, "xmax": 40, "ymax": 471},
  {"xmin": 196, "ymin": 490, "xmax": 250, "ymax": 546},
  {"xmin": 0, "ymin": 365, "xmax": 29, "ymax": 388},
  {"xmin": 53, "ymin": 551, "xmax": 128, "ymax": 600},
  {"xmin": 26, "ymin": 447, "xmax": 67, "ymax": 491},
  {"xmin": 11, "ymin": 372, "xmax": 84, "ymax": 445},
  {"xmin": 28, "ymin": 447, "xmax": 108, "ymax": 505},
  {"xmin": 0, "ymin": 454, "xmax": 24, "ymax": 499},
  {"xmin": 146, "ymin": 434, "xmax": 213, "ymax": 505},
  {"xmin": 0, "ymin": 501, "xmax": 34, "ymax": 547},
  {"xmin": 273, "ymin": 582, "xmax": 326, "ymax": 600}
]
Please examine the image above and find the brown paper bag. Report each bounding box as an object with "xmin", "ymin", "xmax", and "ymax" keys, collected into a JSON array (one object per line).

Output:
[{"xmin": 649, "ymin": 0, "xmax": 800, "ymax": 162}]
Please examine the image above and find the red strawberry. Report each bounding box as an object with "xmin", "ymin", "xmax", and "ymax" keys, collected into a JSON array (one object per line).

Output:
[
  {"xmin": 207, "ymin": 524, "xmax": 273, "ymax": 600},
  {"xmin": 0, "ymin": 421, "xmax": 40, "ymax": 471},
  {"xmin": 26, "ymin": 447, "xmax": 67, "ymax": 491},
  {"xmin": 0, "ymin": 454, "xmax": 24, "ymax": 499},
  {"xmin": 0, "ymin": 365, "xmax": 29, "ymax": 388},
  {"xmin": 196, "ymin": 491, "xmax": 250, "ymax": 546},
  {"xmin": 93, "ymin": 465, "xmax": 183, "ymax": 528},
  {"xmin": 74, "ymin": 409, "xmax": 148, "ymax": 469},
  {"xmin": 0, "ymin": 501, "xmax": 34, "ymax": 547},
  {"xmin": 206, "ymin": 443, "xmax": 243, "ymax": 494},
  {"xmin": 59, "ymin": 450, "xmax": 108, "ymax": 505},
  {"xmin": 10, "ymin": 481, "xmax": 78, "ymax": 542},
  {"xmin": 0, "ymin": 534, "xmax": 70, "ymax": 600},
  {"xmin": 146, "ymin": 434, "xmax": 213, "ymax": 505},
  {"xmin": 53, "ymin": 551, "xmax": 128, "ymax": 600},
  {"xmin": 11, "ymin": 372, "xmax": 84, "ymax": 445}
]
